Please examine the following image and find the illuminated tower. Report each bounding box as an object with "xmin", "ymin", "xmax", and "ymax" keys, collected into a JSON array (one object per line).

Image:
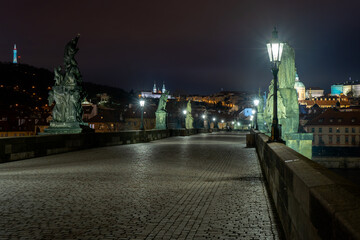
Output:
[
  {"xmin": 153, "ymin": 82, "xmax": 157, "ymax": 93},
  {"xmin": 13, "ymin": 44, "xmax": 18, "ymax": 64},
  {"xmin": 162, "ymin": 81, "xmax": 166, "ymax": 93}
]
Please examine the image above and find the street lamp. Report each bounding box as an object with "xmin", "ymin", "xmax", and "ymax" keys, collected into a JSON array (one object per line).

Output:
[
  {"xmin": 266, "ymin": 27, "xmax": 284, "ymax": 142},
  {"xmin": 139, "ymin": 99, "xmax": 145, "ymax": 130},
  {"xmin": 253, "ymin": 99, "xmax": 259, "ymax": 130},
  {"xmin": 183, "ymin": 110, "xmax": 187, "ymax": 128}
]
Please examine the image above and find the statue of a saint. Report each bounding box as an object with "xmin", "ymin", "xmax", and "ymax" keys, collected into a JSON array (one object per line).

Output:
[{"xmin": 157, "ymin": 91, "xmax": 169, "ymax": 112}]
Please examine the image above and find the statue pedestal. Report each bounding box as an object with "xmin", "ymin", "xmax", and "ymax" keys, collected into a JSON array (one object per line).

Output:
[
  {"xmin": 155, "ymin": 111, "xmax": 167, "ymax": 130},
  {"xmin": 284, "ymin": 133, "xmax": 313, "ymax": 159},
  {"xmin": 42, "ymin": 122, "xmax": 89, "ymax": 135}
]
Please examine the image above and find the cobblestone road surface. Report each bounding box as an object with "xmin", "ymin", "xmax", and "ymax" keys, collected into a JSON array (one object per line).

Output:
[{"xmin": 0, "ymin": 132, "xmax": 282, "ymax": 239}]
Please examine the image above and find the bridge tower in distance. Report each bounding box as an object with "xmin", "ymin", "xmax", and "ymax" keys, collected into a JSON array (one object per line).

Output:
[{"xmin": 13, "ymin": 44, "xmax": 18, "ymax": 64}]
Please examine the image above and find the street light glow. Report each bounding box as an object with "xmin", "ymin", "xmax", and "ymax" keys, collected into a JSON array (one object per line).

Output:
[
  {"xmin": 213, "ymin": 117, "xmax": 216, "ymax": 121},
  {"xmin": 267, "ymin": 29, "xmax": 284, "ymax": 62},
  {"xmin": 139, "ymin": 99, "xmax": 145, "ymax": 107},
  {"xmin": 202, "ymin": 114, "xmax": 206, "ymax": 119},
  {"xmin": 254, "ymin": 99, "xmax": 259, "ymax": 106},
  {"xmin": 221, "ymin": 120, "xmax": 224, "ymax": 123},
  {"xmin": 183, "ymin": 110, "xmax": 187, "ymax": 115},
  {"xmin": 252, "ymin": 109, "xmax": 256, "ymax": 115}
]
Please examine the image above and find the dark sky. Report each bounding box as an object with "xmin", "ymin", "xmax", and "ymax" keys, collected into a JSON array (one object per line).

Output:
[{"xmin": 1, "ymin": 0, "xmax": 359, "ymax": 94}]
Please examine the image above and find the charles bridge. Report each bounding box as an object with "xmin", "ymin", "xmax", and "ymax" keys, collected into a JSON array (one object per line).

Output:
[{"xmin": 0, "ymin": 130, "xmax": 359, "ymax": 239}]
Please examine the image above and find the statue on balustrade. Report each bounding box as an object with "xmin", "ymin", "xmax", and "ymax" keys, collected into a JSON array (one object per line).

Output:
[
  {"xmin": 185, "ymin": 100, "xmax": 194, "ymax": 129},
  {"xmin": 44, "ymin": 35, "xmax": 89, "ymax": 134},
  {"xmin": 155, "ymin": 91, "xmax": 169, "ymax": 130}
]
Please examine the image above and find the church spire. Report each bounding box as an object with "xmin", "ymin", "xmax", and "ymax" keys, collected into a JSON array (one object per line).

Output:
[
  {"xmin": 162, "ymin": 81, "xmax": 166, "ymax": 93},
  {"xmin": 153, "ymin": 81, "xmax": 157, "ymax": 93},
  {"xmin": 13, "ymin": 44, "xmax": 18, "ymax": 64}
]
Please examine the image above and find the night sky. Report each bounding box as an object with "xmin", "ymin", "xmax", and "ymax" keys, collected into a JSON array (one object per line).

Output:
[{"xmin": 1, "ymin": 0, "xmax": 359, "ymax": 94}]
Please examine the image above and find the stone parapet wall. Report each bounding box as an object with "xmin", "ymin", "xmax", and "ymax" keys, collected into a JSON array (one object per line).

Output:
[
  {"xmin": 254, "ymin": 131, "xmax": 360, "ymax": 240},
  {"xmin": 0, "ymin": 129, "xmax": 208, "ymax": 163}
]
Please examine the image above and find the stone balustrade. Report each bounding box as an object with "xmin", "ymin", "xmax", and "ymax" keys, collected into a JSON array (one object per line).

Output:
[
  {"xmin": 253, "ymin": 130, "xmax": 360, "ymax": 239},
  {"xmin": 0, "ymin": 129, "xmax": 207, "ymax": 163}
]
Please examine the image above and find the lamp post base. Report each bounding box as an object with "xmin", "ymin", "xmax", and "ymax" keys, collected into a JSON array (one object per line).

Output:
[{"xmin": 267, "ymin": 124, "xmax": 285, "ymax": 143}]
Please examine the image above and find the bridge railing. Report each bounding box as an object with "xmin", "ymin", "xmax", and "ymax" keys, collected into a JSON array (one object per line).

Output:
[{"xmin": 253, "ymin": 130, "xmax": 360, "ymax": 240}]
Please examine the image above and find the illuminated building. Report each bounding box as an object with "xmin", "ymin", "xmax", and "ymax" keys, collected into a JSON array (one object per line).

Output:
[{"xmin": 331, "ymin": 78, "xmax": 360, "ymax": 97}]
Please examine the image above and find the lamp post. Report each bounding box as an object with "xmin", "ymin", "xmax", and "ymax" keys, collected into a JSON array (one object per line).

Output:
[
  {"xmin": 139, "ymin": 99, "xmax": 145, "ymax": 130},
  {"xmin": 202, "ymin": 114, "xmax": 206, "ymax": 129},
  {"xmin": 253, "ymin": 99, "xmax": 259, "ymax": 130},
  {"xmin": 266, "ymin": 27, "xmax": 284, "ymax": 142},
  {"xmin": 183, "ymin": 110, "xmax": 187, "ymax": 128}
]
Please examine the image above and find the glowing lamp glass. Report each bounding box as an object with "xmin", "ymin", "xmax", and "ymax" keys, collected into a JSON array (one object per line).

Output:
[
  {"xmin": 139, "ymin": 100, "xmax": 145, "ymax": 107},
  {"xmin": 267, "ymin": 42, "xmax": 284, "ymax": 62}
]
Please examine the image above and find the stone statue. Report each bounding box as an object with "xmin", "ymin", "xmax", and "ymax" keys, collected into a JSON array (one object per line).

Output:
[
  {"xmin": 43, "ymin": 35, "xmax": 88, "ymax": 134},
  {"xmin": 157, "ymin": 90, "xmax": 169, "ymax": 112},
  {"xmin": 155, "ymin": 91, "xmax": 169, "ymax": 130},
  {"xmin": 185, "ymin": 100, "xmax": 194, "ymax": 129}
]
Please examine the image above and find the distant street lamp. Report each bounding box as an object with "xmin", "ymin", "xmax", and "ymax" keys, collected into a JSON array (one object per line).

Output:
[
  {"xmin": 266, "ymin": 27, "xmax": 284, "ymax": 142},
  {"xmin": 253, "ymin": 99, "xmax": 259, "ymax": 130},
  {"xmin": 139, "ymin": 99, "xmax": 145, "ymax": 130},
  {"xmin": 212, "ymin": 117, "xmax": 217, "ymax": 129}
]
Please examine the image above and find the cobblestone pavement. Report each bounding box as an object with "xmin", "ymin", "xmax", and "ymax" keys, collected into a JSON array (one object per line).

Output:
[{"xmin": 0, "ymin": 132, "xmax": 283, "ymax": 239}]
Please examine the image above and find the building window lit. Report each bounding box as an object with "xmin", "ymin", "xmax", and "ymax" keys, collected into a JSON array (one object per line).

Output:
[
  {"xmin": 330, "ymin": 118, "xmax": 334, "ymax": 123},
  {"xmin": 329, "ymin": 128, "xmax": 332, "ymax": 133}
]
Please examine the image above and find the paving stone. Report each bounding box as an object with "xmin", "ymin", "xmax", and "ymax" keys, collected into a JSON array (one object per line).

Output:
[{"xmin": 0, "ymin": 132, "xmax": 282, "ymax": 239}]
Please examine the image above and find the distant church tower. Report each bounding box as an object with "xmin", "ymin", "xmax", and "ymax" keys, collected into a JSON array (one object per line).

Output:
[
  {"xmin": 294, "ymin": 72, "xmax": 305, "ymax": 101},
  {"xmin": 153, "ymin": 82, "xmax": 157, "ymax": 93},
  {"xmin": 13, "ymin": 44, "xmax": 18, "ymax": 64},
  {"xmin": 162, "ymin": 82, "xmax": 166, "ymax": 93}
]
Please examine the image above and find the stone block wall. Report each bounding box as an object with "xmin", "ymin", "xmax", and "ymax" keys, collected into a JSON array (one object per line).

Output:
[{"xmin": 254, "ymin": 131, "xmax": 360, "ymax": 240}]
